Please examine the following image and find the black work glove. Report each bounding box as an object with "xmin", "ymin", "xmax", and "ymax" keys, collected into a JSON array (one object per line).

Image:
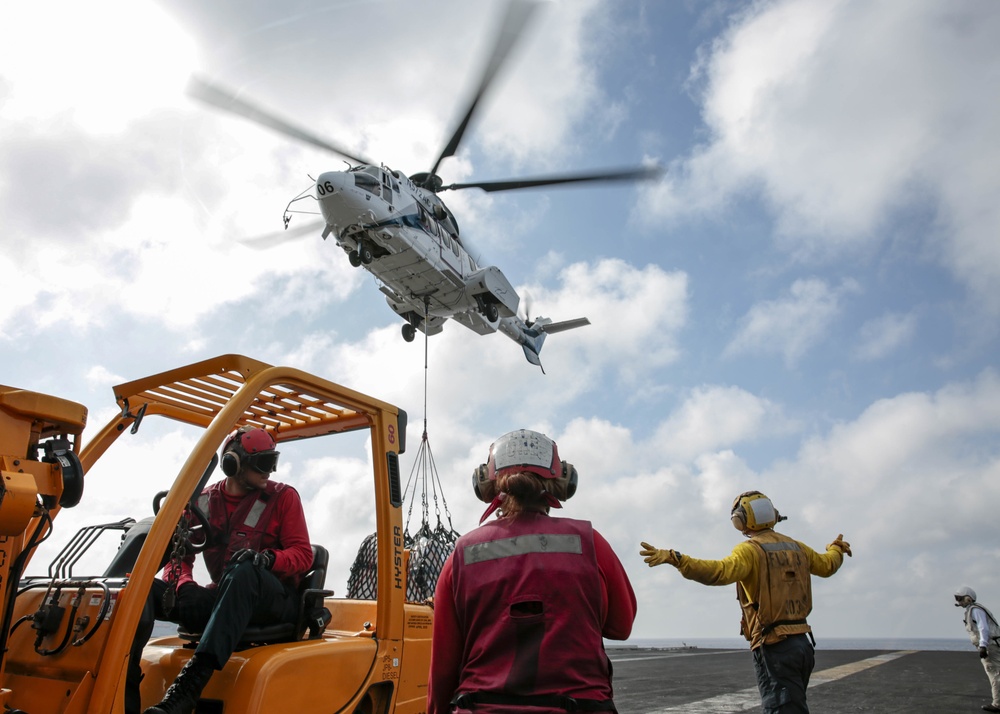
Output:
[
  {"xmin": 981, "ymin": 646, "xmax": 989, "ymax": 659},
  {"xmin": 229, "ymin": 548, "xmax": 275, "ymax": 570},
  {"xmin": 176, "ymin": 582, "xmax": 206, "ymax": 626}
]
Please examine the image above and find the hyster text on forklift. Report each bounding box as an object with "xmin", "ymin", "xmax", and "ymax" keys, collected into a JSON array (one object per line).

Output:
[{"xmin": 0, "ymin": 354, "xmax": 433, "ymax": 713}]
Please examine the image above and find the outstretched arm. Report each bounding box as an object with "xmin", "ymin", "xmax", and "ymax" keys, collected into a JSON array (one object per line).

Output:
[{"xmin": 640, "ymin": 540, "xmax": 756, "ymax": 587}]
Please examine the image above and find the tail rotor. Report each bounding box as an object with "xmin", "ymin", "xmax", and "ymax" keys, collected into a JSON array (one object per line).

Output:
[{"xmin": 512, "ymin": 293, "xmax": 590, "ymax": 372}]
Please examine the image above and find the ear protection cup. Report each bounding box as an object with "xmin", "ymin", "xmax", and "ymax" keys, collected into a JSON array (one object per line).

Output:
[
  {"xmin": 731, "ymin": 508, "xmax": 747, "ymax": 532},
  {"xmin": 544, "ymin": 461, "xmax": 578, "ymax": 501},
  {"xmin": 221, "ymin": 450, "xmax": 241, "ymax": 477},
  {"xmin": 473, "ymin": 463, "xmax": 495, "ymax": 503}
]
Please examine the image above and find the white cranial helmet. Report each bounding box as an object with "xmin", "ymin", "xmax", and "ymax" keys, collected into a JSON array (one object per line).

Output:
[{"xmin": 955, "ymin": 586, "xmax": 977, "ymax": 603}]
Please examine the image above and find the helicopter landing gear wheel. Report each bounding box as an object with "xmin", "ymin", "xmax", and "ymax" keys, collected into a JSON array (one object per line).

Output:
[
  {"xmin": 483, "ymin": 302, "xmax": 499, "ymax": 322},
  {"xmin": 401, "ymin": 323, "xmax": 416, "ymax": 342},
  {"xmin": 359, "ymin": 243, "xmax": 374, "ymax": 265},
  {"xmin": 349, "ymin": 250, "xmax": 362, "ymax": 267}
]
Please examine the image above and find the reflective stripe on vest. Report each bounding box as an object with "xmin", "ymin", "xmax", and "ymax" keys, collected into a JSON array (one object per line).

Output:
[
  {"xmin": 197, "ymin": 492, "xmax": 269, "ymax": 530},
  {"xmin": 245, "ymin": 498, "xmax": 268, "ymax": 528},
  {"xmin": 464, "ymin": 534, "xmax": 583, "ymax": 565},
  {"xmin": 757, "ymin": 541, "xmax": 802, "ymax": 554}
]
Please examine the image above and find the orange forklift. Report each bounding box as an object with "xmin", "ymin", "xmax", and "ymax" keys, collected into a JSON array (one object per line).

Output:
[{"xmin": 0, "ymin": 354, "xmax": 432, "ymax": 713}]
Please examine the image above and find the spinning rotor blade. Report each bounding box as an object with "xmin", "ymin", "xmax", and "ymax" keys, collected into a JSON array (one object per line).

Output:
[
  {"xmin": 187, "ymin": 76, "xmax": 373, "ymax": 166},
  {"xmin": 442, "ymin": 165, "xmax": 663, "ymax": 193},
  {"xmin": 521, "ymin": 291, "xmax": 534, "ymax": 325},
  {"xmin": 238, "ymin": 219, "xmax": 325, "ymax": 250},
  {"xmin": 426, "ymin": 0, "xmax": 539, "ymax": 179}
]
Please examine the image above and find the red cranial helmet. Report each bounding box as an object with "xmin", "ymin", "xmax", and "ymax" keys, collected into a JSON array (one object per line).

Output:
[{"xmin": 221, "ymin": 427, "xmax": 280, "ymax": 476}]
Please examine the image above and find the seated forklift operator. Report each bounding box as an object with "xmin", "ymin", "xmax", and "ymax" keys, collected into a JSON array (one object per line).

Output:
[{"xmin": 128, "ymin": 426, "xmax": 313, "ymax": 714}]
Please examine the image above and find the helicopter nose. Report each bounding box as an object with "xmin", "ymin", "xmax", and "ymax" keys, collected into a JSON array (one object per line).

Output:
[{"xmin": 316, "ymin": 171, "xmax": 351, "ymax": 197}]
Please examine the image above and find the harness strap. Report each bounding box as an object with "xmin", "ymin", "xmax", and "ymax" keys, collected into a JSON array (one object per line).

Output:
[
  {"xmin": 452, "ymin": 692, "xmax": 616, "ymax": 712},
  {"xmin": 760, "ymin": 618, "xmax": 808, "ymax": 636}
]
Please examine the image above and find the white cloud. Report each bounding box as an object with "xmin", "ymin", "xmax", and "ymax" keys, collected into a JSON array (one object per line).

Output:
[
  {"xmin": 654, "ymin": 385, "xmax": 797, "ymax": 461},
  {"xmin": 854, "ymin": 311, "xmax": 917, "ymax": 361},
  {"xmin": 85, "ymin": 365, "xmax": 126, "ymax": 390},
  {"xmin": 641, "ymin": 0, "xmax": 1000, "ymax": 311},
  {"xmin": 781, "ymin": 370, "xmax": 1000, "ymax": 511},
  {"xmin": 524, "ymin": 259, "xmax": 689, "ymax": 384},
  {"xmin": 693, "ymin": 449, "xmax": 759, "ymax": 514},
  {"xmin": 724, "ymin": 277, "xmax": 859, "ymax": 364},
  {"xmin": 472, "ymin": 0, "xmax": 621, "ymax": 170},
  {"xmin": 0, "ymin": 0, "xmax": 195, "ymax": 130}
]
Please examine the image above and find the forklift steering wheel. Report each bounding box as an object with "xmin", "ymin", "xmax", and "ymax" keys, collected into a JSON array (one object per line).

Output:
[
  {"xmin": 152, "ymin": 491, "xmax": 213, "ymax": 554},
  {"xmin": 183, "ymin": 503, "xmax": 212, "ymax": 553}
]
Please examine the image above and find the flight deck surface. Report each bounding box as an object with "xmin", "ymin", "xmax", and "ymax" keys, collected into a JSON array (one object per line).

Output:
[{"xmin": 609, "ymin": 647, "xmax": 987, "ymax": 713}]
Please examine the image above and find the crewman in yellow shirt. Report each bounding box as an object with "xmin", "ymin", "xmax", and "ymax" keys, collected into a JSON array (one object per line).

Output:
[{"xmin": 640, "ymin": 490, "xmax": 851, "ymax": 714}]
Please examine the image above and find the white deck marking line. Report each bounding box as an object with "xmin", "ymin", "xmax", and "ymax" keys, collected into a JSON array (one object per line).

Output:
[
  {"xmin": 611, "ymin": 650, "xmax": 744, "ymax": 663},
  {"xmin": 642, "ymin": 650, "xmax": 916, "ymax": 713}
]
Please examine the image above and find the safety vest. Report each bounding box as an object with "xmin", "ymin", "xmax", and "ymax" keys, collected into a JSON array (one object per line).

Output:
[
  {"xmin": 739, "ymin": 530, "xmax": 813, "ymax": 649},
  {"xmin": 964, "ymin": 603, "xmax": 1000, "ymax": 648},
  {"xmin": 196, "ymin": 480, "xmax": 289, "ymax": 584},
  {"xmin": 449, "ymin": 513, "xmax": 615, "ymax": 706}
]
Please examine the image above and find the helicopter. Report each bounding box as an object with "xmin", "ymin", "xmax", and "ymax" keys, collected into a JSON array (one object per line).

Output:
[{"xmin": 187, "ymin": 0, "xmax": 660, "ymax": 371}]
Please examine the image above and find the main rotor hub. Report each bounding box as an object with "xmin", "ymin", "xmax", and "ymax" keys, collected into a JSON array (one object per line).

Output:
[{"xmin": 409, "ymin": 172, "xmax": 443, "ymax": 192}]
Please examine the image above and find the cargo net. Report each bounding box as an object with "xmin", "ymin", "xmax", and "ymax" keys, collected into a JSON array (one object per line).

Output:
[{"xmin": 347, "ymin": 429, "xmax": 459, "ymax": 601}]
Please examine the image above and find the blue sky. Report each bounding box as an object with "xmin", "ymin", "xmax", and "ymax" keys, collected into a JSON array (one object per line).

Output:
[{"xmin": 2, "ymin": 0, "xmax": 999, "ymax": 642}]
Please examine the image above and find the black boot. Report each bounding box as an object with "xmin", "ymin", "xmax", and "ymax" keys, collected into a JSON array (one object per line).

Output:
[{"xmin": 143, "ymin": 654, "xmax": 214, "ymax": 714}]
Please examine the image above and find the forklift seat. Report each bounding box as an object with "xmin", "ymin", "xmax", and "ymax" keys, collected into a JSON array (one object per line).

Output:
[{"xmin": 179, "ymin": 544, "xmax": 333, "ymax": 646}]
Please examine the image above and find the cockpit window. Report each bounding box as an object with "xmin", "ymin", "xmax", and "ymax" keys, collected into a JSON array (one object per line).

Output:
[{"xmin": 354, "ymin": 172, "xmax": 380, "ymax": 195}]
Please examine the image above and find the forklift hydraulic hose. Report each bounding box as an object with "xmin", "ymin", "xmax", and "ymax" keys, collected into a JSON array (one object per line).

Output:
[{"xmin": 0, "ymin": 509, "xmax": 52, "ymax": 658}]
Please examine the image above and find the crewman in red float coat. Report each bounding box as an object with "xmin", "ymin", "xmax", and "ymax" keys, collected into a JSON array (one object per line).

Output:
[{"xmin": 429, "ymin": 429, "xmax": 636, "ymax": 714}]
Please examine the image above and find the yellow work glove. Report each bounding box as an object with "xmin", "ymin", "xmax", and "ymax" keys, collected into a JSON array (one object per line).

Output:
[
  {"xmin": 640, "ymin": 542, "xmax": 682, "ymax": 567},
  {"xmin": 827, "ymin": 534, "xmax": 852, "ymax": 557}
]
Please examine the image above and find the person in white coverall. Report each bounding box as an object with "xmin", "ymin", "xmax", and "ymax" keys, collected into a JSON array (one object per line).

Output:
[{"xmin": 955, "ymin": 586, "xmax": 1000, "ymax": 713}]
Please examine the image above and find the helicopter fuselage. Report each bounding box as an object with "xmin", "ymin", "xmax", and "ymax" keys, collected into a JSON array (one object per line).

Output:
[
  {"xmin": 315, "ymin": 166, "xmax": 519, "ymax": 340},
  {"xmin": 187, "ymin": 0, "xmax": 643, "ymax": 368}
]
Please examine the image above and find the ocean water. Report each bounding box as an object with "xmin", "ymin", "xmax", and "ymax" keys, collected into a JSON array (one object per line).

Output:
[{"xmin": 612, "ymin": 637, "xmax": 971, "ymax": 652}]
